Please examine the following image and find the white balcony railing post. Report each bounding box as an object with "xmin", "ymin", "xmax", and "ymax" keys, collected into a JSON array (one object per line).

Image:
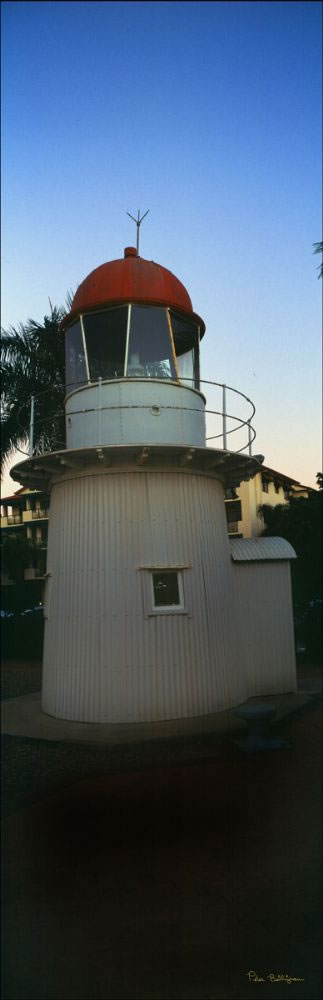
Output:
[
  {"xmin": 222, "ymin": 384, "xmax": 227, "ymax": 450},
  {"xmin": 248, "ymin": 421, "xmax": 252, "ymax": 456},
  {"xmin": 98, "ymin": 378, "xmax": 102, "ymax": 446}
]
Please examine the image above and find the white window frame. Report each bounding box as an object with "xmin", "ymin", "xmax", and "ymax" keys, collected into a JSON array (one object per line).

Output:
[{"xmin": 138, "ymin": 565, "xmax": 190, "ymax": 617}]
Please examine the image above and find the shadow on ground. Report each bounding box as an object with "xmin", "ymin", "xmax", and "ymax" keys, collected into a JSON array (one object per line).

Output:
[{"xmin": 1, "ymin": 662, "xmax": 322, "ymax": 1000}]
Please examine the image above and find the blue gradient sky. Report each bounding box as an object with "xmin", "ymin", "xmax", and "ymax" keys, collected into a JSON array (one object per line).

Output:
[{"xmin": 2, "ymin": 0, "xmax": 322, "ymax": 491}]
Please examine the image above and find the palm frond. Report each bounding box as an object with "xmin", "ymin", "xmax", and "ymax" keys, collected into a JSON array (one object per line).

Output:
[
  {"xmin": 1, "ymin": 301, "xmax": 68, "ymax": 470},
  {"xmin": 313, "ymin": 241, "xmax": 323, "ymax": 278}
]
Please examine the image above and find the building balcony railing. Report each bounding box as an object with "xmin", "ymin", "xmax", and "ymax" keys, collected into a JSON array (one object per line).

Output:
[
  {"xmin": 7, "ymin": 514, "xmax": 23, "ymax": 525},
  {"xmin": 31, "ymin": 509, "xmax": 49, "ymax": 519},
  {"xmin": 24, "ymin": 567, "xmax": 46, "ymax": 580}
]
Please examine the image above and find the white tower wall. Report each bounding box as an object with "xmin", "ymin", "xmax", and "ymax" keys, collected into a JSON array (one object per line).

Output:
[
  {"xmin": 42, "ymin": 467, "xmax": 247, "ymax": 723},
  {"xmin": 65, "ymin": 380, "xmax": 206, "ymax": 450}
]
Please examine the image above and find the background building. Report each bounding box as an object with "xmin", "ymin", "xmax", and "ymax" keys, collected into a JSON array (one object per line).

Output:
[
  {"xmin": 1, "ymin": 486, "xmax": 48, "ymax": 654},
  {"xmin": 1, "ymin": 486, "xmax": 49, "ymax": 627},
  {"xmin": 225, "ymin": 466, "xmax": 310, "ymax": 538},
  {"xmin": 1, "ymin": 487, "xmax": 49, "ymax": 579}
]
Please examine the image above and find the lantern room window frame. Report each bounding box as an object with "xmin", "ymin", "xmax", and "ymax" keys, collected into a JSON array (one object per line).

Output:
[{"xmin": 65, "ymin": 304, "xmax": 201, "ymax": 393}]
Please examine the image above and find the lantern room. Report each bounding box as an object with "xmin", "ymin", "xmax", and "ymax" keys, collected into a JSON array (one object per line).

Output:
[
  {"xmin": 62, "ymin": 248, "xmax": 207, "ymax": 450},
  {"xmin": 64, "ymin": 304, "xmax": 202, "ymax": 389}
]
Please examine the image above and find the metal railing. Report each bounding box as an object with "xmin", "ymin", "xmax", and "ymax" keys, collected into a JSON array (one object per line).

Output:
[
  {"xmin": 7, "ymin": 514, "xmax": 23, "ymax": 525},
  {"xmin": 16, "ymin": 377, "xmax": 256, "ymax": 459},
  {"xmin": 31, "ymin": 508, "xmax": 49, "ymax": 519}
]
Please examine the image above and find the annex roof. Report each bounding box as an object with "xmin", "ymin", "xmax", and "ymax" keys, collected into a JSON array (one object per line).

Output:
[{"xmin": 230, "ymin": 537, "xmax": 297, "ymax": 561}]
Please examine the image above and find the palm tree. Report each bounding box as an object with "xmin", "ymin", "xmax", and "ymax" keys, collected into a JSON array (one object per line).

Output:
[
  {"xmin": 313, "ymin": 241, "xmax": 323, "ymax": 278},
  {"xmin": 1, "ymin": 304, "xmax": 67, "ymax": 471}
]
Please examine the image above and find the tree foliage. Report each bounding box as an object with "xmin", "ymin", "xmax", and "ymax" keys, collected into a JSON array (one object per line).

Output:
[
  {"xmin": 259, "ymin": 480, "xmax": 322, "ymax": 660},
  {"xmin": 259, "ymin": 482, "xmax": 322, "ymax": 607},
  {"xmin": 1, "ymin": 533, "xmax": 38, "ymax": 584},
  {"xmin": 259, "ymin": 473, "xmax": 323, "ymax": 613},
  {"xmin": 1, "ymin": 306, "xmax": 66, "ymax": 471}
]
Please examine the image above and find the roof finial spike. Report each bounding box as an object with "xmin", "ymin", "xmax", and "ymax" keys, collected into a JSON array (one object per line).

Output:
[{"xmin": 126, "ymin": 208, "xmax": 149, "ymax": 255}]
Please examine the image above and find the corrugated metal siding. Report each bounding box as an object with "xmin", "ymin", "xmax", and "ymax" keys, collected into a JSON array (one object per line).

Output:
[
  {"xmin": 42, "ymin": 469, "xmax": 247, "ymax": 723},
  {"xmin": 230, "ymin": 537, "xmax": 297, "ymax": 561},
  {"xmin": 232, "ymin": 561, "xmax": 297, "ymax": 697}
]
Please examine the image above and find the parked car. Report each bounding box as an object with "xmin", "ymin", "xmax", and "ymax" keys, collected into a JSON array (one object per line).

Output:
[{"xmin": 20, "ymin": 605, "xmax": 44, "ymax": 617}]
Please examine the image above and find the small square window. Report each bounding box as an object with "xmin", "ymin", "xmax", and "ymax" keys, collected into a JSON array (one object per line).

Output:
[
  {"xmin": 138, "ymin": 566, "xmax": 189, "ymax": 616},
  {"xmin": 151, "ymin": 571, "xmax": 183, "ymax": 610}
]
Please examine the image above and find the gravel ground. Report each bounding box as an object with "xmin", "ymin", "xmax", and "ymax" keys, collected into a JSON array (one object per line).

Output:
[
  {"xmin": 1, "ymin": 659, "xmax": 321, "ymax": 818},
  {"xmin": 1, "ymin": 662, "xmax": 42, "ymax": 700},
  {"xmin": 2, "ymin": 705, "xmax": 322, "ymax": 1000},
  {"xmin": 1, "ymin": 660, "xmax": 322, "ymax": 1000},
  {"xmin": 2, "ymin": 725, "xmax": 248, "ymax": 818},
  {"xmin": 0, "ymin": 660, "xmax": 238, "ymax": 816}
]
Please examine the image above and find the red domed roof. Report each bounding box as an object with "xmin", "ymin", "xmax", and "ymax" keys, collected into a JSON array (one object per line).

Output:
[{"xmin": 62, "ymin": 249, "xmax": 205, "ymax": 334}]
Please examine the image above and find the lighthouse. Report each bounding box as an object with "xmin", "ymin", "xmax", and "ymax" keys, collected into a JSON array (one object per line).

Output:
[{"xmin": 11, "ymin": 244, "xmax": 297, "ymax": 723}]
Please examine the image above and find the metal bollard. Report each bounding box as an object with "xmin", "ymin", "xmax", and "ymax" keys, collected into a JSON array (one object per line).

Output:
[{"xmin": 234, "ymin": 703, "xmax": 290, "ymax": 752}]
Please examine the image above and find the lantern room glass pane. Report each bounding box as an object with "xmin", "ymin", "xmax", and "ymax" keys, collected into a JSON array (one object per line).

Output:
[
  {"xmin": 65, "ymin": 320, "xmax": 88, "ymax": 392},
  {"xmin": 177, "ymin": 349, "xmax": 194, "ymax": 385},
  {"xmin": 170, "ymin": 312, "xmax": 200, "ymax": 389},
  {"xmin": 127, "ymin": 306, "xmax": 176, "ymax": 379},
  {"xmin": 83, "ymin": 308, "xmax": 128, "ymax": 381}
]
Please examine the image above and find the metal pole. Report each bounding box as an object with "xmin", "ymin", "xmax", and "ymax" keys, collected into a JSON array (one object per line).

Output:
[
  {"xmin": 127, "ymin": 209, "xmax": 149, "ymax": 256},
  {"xmin": 222, "ymin": 384, "xmax": 227, "ymax": 450},
  {"xmin": 248, "ymin": 421, "xmax": 252, "ymax": 456},
  {"xmin": 29, "ymin": 396, "xmax": 35, "ymax": 457},
  {"xmin": 98, "ymin": 378, "xmax": 102, "ymax": 446}
]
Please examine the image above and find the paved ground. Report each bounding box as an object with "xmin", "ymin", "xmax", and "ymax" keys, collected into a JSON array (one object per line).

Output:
[{"xmin": 1, "ymin": 660, "xmax": 322, "ymax": 1000}]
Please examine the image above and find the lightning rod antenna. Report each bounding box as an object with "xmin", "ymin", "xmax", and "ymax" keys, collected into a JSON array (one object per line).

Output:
[{"xmin": 126, "ymin": 209, "xmax": 149, "ymax": 255}]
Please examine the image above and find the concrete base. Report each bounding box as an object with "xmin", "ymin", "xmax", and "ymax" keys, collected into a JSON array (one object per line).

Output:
[
  {"xmin": 1, "ymin": 689, "xmax": 313, "ymax": 746},
  {"xmin": 234, "ymin": 736, "xmax": 291, "ymax": 752}
]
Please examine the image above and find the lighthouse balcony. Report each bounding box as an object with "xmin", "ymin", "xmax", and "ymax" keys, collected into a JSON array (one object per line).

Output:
[
  {"xmin": 16, "ymin": 374, "xmax": 256, "ymax": 481},
  {"xmin": 59, "ymin": 302, "xmax": 255, "ymax": 453},
  {"xmin": 65, "ymin": 378, "xmax": 206, "ymax": 449}
]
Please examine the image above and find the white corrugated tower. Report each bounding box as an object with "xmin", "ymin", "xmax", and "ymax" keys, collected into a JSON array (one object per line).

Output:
[{"xmin": 10, "ymin": 245, "xmax": 297, "ymax": 721}]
